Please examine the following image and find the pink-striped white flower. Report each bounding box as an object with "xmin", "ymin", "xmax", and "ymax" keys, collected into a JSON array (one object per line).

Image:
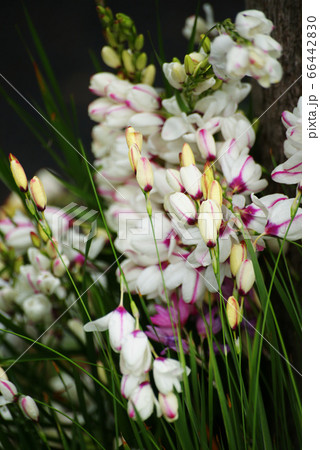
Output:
[
  {"xmin": 196, "ymin": 128, "xmax": 216, "ymax": 161},
  {"xmin": 180, "ymin": 165, "xmax": 203, "ymax": 199},
  {"xmin": 120, "ymin": 330, "xmax": 152, "ymax": 375},
  {"xmin": 153, "ymin": 357, "xmax": 190, "ymax": 394},
  {"xmin": 89, "ymin": 72, "xmax": 117, "ymax": 96},
  {"xmin": 271, "ymin": 151, "xmax": 302, "ymax": 186},
  {"xmin": 126, "ymin": 84, "xmax": 161, "ymax": 112},
  {"xmin": 236, "ymin": 259, "xmax": 255, "ymax": 295},
  {"xmin": 166, "ymin": 169, "xmax": 184, "ymax": 192},
  {"xmin": 0, "ymin": 380, "xmax": 17, "ymax": 402},
  {"xmin": 169, "ymin": 192, "xmax": 197, "ymax": 225},
  {"xmin": 83, "ymin": 306, "xmax": 135, "ymax": 353},
  {"xmin": 198, "ymin": 199, "xmax": 222, "ymax": 248},
  {"xmin": 159, "ymin": 392, "xmax": 179, "ymax": 422},
  {"xmin": 121, "ymin": 374, "xmax": 146, "ymax": 399},
  {"xmin": 127, "ymin": 381, "xmax": 160, "ymax": 421}
]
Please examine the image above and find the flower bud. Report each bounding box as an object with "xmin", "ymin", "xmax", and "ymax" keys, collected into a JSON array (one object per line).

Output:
[
  {"xmin": 30, "ymin": 176, "xmax": 47, "ymax": 211},
  {"xmin": 136, "ymin": 52, "xmax": 147, "ymax": 71},
  {"xmin": 120, "ymin": 330, "xmax": 152, "ymax": 376},
  {"xmin": 28, "ymin": 248, "xmax": 51, "ymax": 271},
  {"xmin": 0, "ymin": 380, "xmax": 18, "ymax": 402},
  {"xmin": 180, "ymin": 165, "xmax": 203, "ymax": 199},
  {"xmin": 122, "ymin": 50, "xmax": 135, "ymax": 74},
  {"xmin": 226, "ymin": 296, "xmax": 241, "ymax": 329},
  {"xmin": 208, "ymin": 180, "xmax": 223, "ymax": 206},
  {"xmin": 127, "ymin": 381, "xmax": 157, "ymax": 421},
  {"xmin": 134, "ymin": 34, "xmax": 144, "ymax": 51},
  {"xmin": 136, "ymin": 157, "xmax": 154, "ymax": 193},
  {"xmin": 198, "ymin": 199, "xmax": 222, "ymax": 248},
  {"xmin": 9, "ymin": 154, "xmax": 28, "ymax": 193},
  {"xmin": 196, "ymin": 129, "xmax": 216, "ymax": 161},
  {"xmin": 184, "ymin": 54, "xmax": 195, "ymax": 75},
  {"xmin": 45, "ymin": 238, "xmax": 58, "ymax": 259},
  {"xmin": 30, "ymin": 231, "xmax": 41, "ymax": 249},
  {"xmin": 19, "ymin": 395, "xmax": 39, "ymax": 422},
  {"xmin": 97, "ymin": 361, "xmax": 108, "ymax": 386},
  {"xmin": 141, "ymin": 64, "xmax": 156, "ymax": 85},
  {"xmin": 52, "ymin": 254, "xmax": 70, "ymax": 278},
  {"xmin": 200, "ymin": 34, "xmax": 211, "ymax": 54},
  {"xmin": 159, "ymin": 392, "xmax": 179, "ymax": 422},
  {"xmin": 163, "ymin": 62, "xmax": 186, "ymax": 90},
  {"xmin": 230, "ymin": 242, "xmax": 247, "ymax": 277},
  {"xmin": 0, "ymin": 366, "xmax": 8, "ymax": 381},
  {"xmin": 125, "ymin": 126, "xmax": 143, "ymax": 151},
  {"xmin": 84, "ymin": 306, "xmax": 135, "ymax": 353},
  {"xmin": 169, "ymin": 192, "xmax": 197, "ymax": 225},
  {"xmin": 236, "ymin": 259, "xmax": 255, "ymax": 295},
  {"xmin": 128, "ymin": 144, "xmax": 141, "ymax": 174},
  {"xmin": 166, "ymin": 169, "xmax": 184, "ymax": 192},
  {"xmin": 180, "ymin": 143, "xmax": 195, "ymax": 167},
  {"xmin": 201, "ymin": 162, "xmax": 214, "ymax": 199},
  {"xmin": 38, "ymin": 220, "xmax": 49, "ymax": 242},
  {"xmin": 101, "ymin": 46, "xmax": 121, "ymax": 68}
]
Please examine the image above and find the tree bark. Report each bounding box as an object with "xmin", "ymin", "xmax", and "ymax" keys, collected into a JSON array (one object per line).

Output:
[{"xmin": 246, "ymin": 0, "xmax": 302, "ymax": 171}]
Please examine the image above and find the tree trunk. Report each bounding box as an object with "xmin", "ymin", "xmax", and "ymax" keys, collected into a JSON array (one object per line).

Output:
[{"xmin": 246, "ymin": 0, "xmax": 302, "ymax": 171}]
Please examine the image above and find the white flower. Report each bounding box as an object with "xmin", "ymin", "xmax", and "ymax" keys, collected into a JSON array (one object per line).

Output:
[
  {"xmin": 120, "ymin": 330, "xmax": 152, "ymax": 375},
  {"xmin": 52, "ymin": 254, "xmax": 70, "ymax": 278},
  {"xmin": 153, "ymin": 357, "xmax": 190, "ymax": 394},
  {"xmin": 163, "ymin": 62, "xmax": 186, "ymax": 90},
  {"xmin": 235, "ymin": 10, "xmax": 273, "ymax": 40},
  {"xmin": 83, "ymin": 306, "xmax": 135, "ymax": 353},
  {"xmin": 22, "ymin": 294, "xmax": 52, "ymax": 322},
  {"xmin": 169, "ymin": 192, "xmax": 197, "ymax": 225},
  {"xmin": 196, "ymin": 128, "xmax": 216, "ymax": 161},
  {"xmin": 127, "ymin": 381, "xmax": 160, "ymax": 421},
  {"xmin": 236, "ymin": 259, "xmax": 255, "ymax": 295},
  {"xmin": 121, "ymin": 374, "xmax": 146, "ymax": 399},
  {"xmin": 126, "ymin": 84, "xmax": 161, "ymax": 112},
  {"xmin": 226, "ymin": 45, "xmax": 249, "ymax": 79},
  {"xmin": 180, "ymin": 165, "xmax": 203, "ymax": 199},
  {"xmin": 159, "ymin": 392, "xmax": 179, "ymax": 422}
]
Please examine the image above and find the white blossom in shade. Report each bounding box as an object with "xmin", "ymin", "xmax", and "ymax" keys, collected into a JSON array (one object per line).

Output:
[
  {"xmin": 236, "ymin": 259, "xmax": 255, "ymax": 295},
  {"xmin": 127, "ymin": 381, "xmax": 159, "ymax": 421},
  {"xmin": 153, "ymin": 357, "xmax": 190, "ymax": 394},
  {"xmin": 0, "ymin": 380, "xmax": 17, "ymax": 402},
  {"xmin": 129, "ymin": 112, "xmax": 164, "ymax": 136},
  {"xmin": 159, "ymin": 392, "xmax": 179, "ymax": 422},
  {"xmin": 126, "ymin": 84, "xmax": 161, "ymax": 112},
  {"xmin": 235, "ymin": 10, "xmax": 273, "ymax": 40},
  {"xmin": 162, "ymin": 62, "xmax": 186, "ymax": 90},
  {"xmin": 169, "ymin": 192, "xmax": 197, "ymax": 225},
  {"xmin": 271, "ymin": 151, "xmax": 302, "ymax": 186},
  {"xmin": 120, "ymin": 374, "xmax": 146, "ymax": 399},
  {"xmin": 225, "ymin": 45, "xmax": 250, "ymax": 79},
  {"xmin": 0, "ymin": 213, "xmax": 35, "ymax": 255},
  {"xmin": 220, "ymin": 113, "xmax": 255, "ymax": 149},
  {"xmin": 209, "ymin": 34, "xmax": 236, "ymax": 80},
  {"xmin": 36, "ymin": 271, "xmax": 61, "ymax": 296},
  {"xmin": 88, "ymin": 97, "xmax": 114, "ymax": 122},
  {"xmin": 27, "ymin": 248, "xmax": 51, "ymax": 271},
  {"xmin": 182, "ymin": 3, "xmax": 215, "ymax": 42},
  {"xmin": 22, "ymin": 294, "xmax": 52, "ymax": 322},
  {"xmin": 19, "ymin": 396, "xmax": 39, "ymax": 422},
  {"xmin": 180, "ymin": 165, "xmax": 203, "ymax": 199},
  {"xmin": 83, "ymin": 306, "xmax": 135, "ymax": 353},
  {"xmin": 253, "ymin": 34, "xmax": 282, "ymax": 58},
  {"xmin": 120, "ymin": 330, "xmax": 152, "ymax": 376}
]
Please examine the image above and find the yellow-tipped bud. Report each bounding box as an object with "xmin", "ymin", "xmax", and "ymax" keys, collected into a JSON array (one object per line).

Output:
[
  {"xmin": 125, "ymin": 127, "xmax": 143, "ymax": 151},
  {"xmin": 198, "ymin": 199, "xmax": 222, "ymax": 248},
  {"xmin": 179, "ymin": 143, "xmax": 195, "ymax": 167},
  {"xmin": 226, "ymin": 296, "xmax": 241, "ymax": 329},
  {"xmin": 184, "ymin": 54, "xmax": 195, "ymax": 76},
  {"xmin": 122, "ymin": 50, "xmax": 135, "ymax": 74},
  {"xmin": 96, "ymin": 361, "xmax": 108, "ymax": 385},
  {"xmin": 230, "ymin": 242, "xmax": 247, "ymax": 277},
  {"xmin": 128, "ymin": 144, "xmax": 141, "ymax": 174},
  {"xmin": 208, "ymin": 180, "xmax": 223, "ymax": 206},
  {"xmin": 101, "ymin": 46, "xmax": 121, "ymax": 69},
  {"xmin": 30, "ymin": 231, "xmax": 41, "ymax": 249},
  {"xmin": 30, "ymin": 176, "xmax": 47, "ymax": 212},
  {"xmin": 38, "ymin": 221, "xmax": 49, "ymax": 243},
  {"xmin": 135, "ymin": 52, "xmax": 147, "ymax": 71},
  {"xmin": 201, "ymin": 162, "xmax": 214, "ymax": 199},
  {"xmin": 136, "ymin": 157, "xmax": 153, "ymax": 193},
  {"xmin": 9, "ymin": 154, "xmax": 28, "ymax": 193},
  {"xmin": 141, "ymin": 64, "xmax": 156, "ymax": 85},
  {"xmin": 200, "ymin": 34, "xmax": 211, "ymax": 54},
  {"xmin": 46, "ymin": 239, "xmax": 57, "ymax": 259}
]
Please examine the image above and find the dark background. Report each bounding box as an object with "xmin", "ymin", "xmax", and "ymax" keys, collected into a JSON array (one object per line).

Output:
[{"xmin": 0, "ymin": 0, "xmax": 244, "ymax": 203}]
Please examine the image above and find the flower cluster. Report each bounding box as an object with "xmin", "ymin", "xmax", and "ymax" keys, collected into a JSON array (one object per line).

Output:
[
  {"xmin": 84, "ymin": 301, "xmax": 189, "ymax": 422},
  {"xmin": 86, "ymin": 7, "xmax": 302, "ymax": 367}
]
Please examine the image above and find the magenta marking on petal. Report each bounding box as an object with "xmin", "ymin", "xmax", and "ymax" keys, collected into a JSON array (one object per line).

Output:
[
  {"xmin": 282, "ymin": 112, "xmax": 292, "ymax": 127},
  {"xmin": 1, "ymin": 381, "xmax": 15, "ymax": 397}
]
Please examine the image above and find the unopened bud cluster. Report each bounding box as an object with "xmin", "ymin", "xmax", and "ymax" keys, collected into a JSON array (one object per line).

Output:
[{"xmin": 97, "ymin": 5, "xmax": 155, "ymax": 85}]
